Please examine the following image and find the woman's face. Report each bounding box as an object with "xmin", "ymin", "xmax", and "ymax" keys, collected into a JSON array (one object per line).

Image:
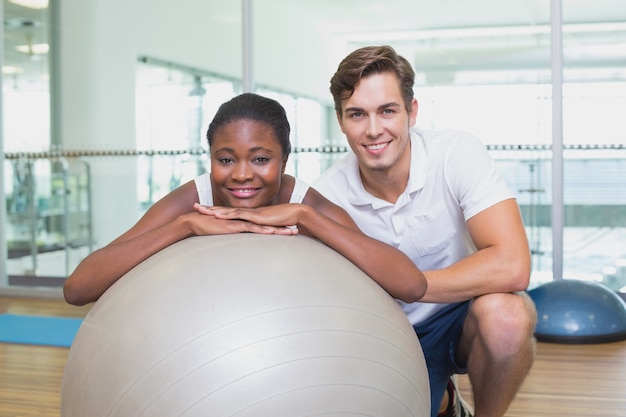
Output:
[{"xmin": 210, "ymin": 119, "xmax": 287, "ymax": 208}]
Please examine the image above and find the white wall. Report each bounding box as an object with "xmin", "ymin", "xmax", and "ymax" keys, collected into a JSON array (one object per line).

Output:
[{"xmin": 58, "ymin": 0, "xmax": 140, "ymax": 245}]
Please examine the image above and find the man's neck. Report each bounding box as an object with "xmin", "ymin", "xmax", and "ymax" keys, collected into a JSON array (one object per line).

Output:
[{"xmin": 359, "ymin": 146, "xmax": 411, "ymax": 204}]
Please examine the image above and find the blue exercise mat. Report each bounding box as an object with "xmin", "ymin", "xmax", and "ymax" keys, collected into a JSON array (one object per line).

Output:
[{"xmin": 0, "ymin": 313, "xmax": 83, "ymax": 347}]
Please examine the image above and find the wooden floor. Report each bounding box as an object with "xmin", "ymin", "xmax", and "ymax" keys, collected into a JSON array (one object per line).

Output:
[{"xmin": 2, "ymin": 296, "xmax": 626, "ymax": 417}]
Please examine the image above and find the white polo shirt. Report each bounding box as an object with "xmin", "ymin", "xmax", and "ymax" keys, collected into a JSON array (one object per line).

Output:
[{"xmin": 313, "ymin": 127, "xmax": 515, "ymax": 325}]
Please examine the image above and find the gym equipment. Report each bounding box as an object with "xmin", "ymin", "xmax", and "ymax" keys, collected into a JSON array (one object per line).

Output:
[
  {"xmin": 61, "ymin": 234, "xmax": 430, "ymax": 416},
  {"xmin": 528, "ymin": 279, "xmax": 626, "ymax": 343}
]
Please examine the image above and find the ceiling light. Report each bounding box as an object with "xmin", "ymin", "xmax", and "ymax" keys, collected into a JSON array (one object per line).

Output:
[
  {"xmin": 2, "ymin": 66, "xmax": 24, "ymax": 74},
  {"xmin": 16, "ymin": 43, "xmax": 49, "ymax": 55},
  {"xmin": 8, "ymin": 0, "xmax": 48, "ymax": 9}
]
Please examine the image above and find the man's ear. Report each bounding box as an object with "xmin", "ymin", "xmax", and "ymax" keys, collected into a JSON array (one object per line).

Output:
[{"xmin": 409, "ymin": 98, "xmax": 418, "ymax": 127}]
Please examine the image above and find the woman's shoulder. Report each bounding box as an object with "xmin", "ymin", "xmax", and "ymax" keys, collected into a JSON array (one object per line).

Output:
[
  {"xmin": 276, "ymin": 174, "xmax": 296, "ymax": 203},
  {"xmin": 290, "ymin": 176, "xmax": 310, "ymax": 204},
  {"xmin": 278, "ymin": 175, "xmax": 310, "ymax": 204}
]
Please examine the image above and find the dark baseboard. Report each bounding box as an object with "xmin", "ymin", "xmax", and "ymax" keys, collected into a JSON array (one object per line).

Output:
[{"xmin": 8, "ymin": 275, "xmax": 65, "ymax": 288}]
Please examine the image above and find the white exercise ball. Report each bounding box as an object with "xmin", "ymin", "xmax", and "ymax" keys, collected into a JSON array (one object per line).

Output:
[{"xmin": 61, "ymin": 234, "xmax": 429, "ymax": 416}]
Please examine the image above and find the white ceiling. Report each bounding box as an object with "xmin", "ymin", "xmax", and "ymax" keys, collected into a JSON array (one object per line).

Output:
[
  {"xmin": 290, "ymin": 0, "xmax": 626, "ymax": 77},
  {"xmin": 3, "ymin": 0, "xmax": 626, "ymax": 96}
]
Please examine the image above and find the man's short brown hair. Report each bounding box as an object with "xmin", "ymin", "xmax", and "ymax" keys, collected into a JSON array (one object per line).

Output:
[{"xmin": 330, "ymin": 45, "xmax": 415, "ymax": 116}]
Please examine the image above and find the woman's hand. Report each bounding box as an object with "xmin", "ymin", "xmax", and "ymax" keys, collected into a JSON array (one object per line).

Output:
[{"xmin": 192, "ymin": 204, "xmax": 299, "ymax": 235}]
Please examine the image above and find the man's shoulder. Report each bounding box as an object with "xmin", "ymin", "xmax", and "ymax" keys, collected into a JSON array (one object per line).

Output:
[
  {"xmin": 413, "ymin": 126, "xmax": 477, "ymax": 144},
  {"xmin": 413, "ymin": 128, "xmax": 486, "ymax": 163},
  {"xmin": 312, "ymin": 153, "xmax": 359, "ymax": 203},
  {"xmin": 313, "ymin": 153, "xmax": 354, "ymax": 184}
]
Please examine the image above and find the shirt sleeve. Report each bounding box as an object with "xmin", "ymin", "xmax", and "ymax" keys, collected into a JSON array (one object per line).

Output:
[{"xmin": 444, "ymin": 132, "xmax": 516, "ymax": 221}]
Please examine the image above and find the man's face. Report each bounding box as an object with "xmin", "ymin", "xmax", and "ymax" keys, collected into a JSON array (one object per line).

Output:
[{"xmin": 337, "ymin": 72, "xmax": 417, "ymax": 174}]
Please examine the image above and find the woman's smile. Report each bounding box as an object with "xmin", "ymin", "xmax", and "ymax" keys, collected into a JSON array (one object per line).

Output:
[{"xmin": 227, "ymin": 186, "xmax": 262, "ymax": 198}]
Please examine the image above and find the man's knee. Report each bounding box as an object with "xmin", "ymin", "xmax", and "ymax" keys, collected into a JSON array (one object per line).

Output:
[{"xmin": 467, "ymin": 292, "xmax": 537, "ymax": 353}]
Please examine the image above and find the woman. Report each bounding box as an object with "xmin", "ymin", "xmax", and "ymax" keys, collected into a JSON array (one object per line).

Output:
[{"xmin": 63, "ymin": 93, "xmax": 426, "ymax": 306}]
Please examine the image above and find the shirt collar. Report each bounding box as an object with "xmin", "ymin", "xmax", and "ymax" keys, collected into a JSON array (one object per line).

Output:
[{"xmin": 407, "ymin": 127, "xmax": 428, "ymax": 194}]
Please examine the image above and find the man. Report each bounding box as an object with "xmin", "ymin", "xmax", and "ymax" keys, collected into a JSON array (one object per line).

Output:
[{"xmin": 313, "ymin": 45, "xmax": 537, "ymax": 417}]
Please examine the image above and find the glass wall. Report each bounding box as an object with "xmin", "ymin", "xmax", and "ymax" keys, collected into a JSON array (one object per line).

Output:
[
  {"xmin": 2, "ymin": 0, "xmax": 68, "ymax": 290},
  {"xmin": 2, "ymin": 0, "xmax": 626, "ymax": 298},
  {"xmin": 560, "ymin": 12, "xmax": 626, "ymax": 292},
  {"xmin": 3, "ymin": 0, "xmax": 50, "ymax": 153}
]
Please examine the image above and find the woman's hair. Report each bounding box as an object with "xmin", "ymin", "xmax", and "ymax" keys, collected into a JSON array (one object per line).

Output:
[
  {"xmin": 206, "ymin": 93, "xmax": 291, "ymax": 156},
  {"xmin": 330, "ymin": 45, "xmax": 415, "ymax": 115}
]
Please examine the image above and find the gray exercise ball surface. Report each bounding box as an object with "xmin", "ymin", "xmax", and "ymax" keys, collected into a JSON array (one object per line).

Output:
[{"xmin": 61, "ymin": 234, "xmax": 429, "ymax": 417}]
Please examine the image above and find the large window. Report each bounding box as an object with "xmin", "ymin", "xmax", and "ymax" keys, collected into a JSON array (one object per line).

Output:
[
  {"xmin": 560, "ymin": 25, "xmax": 626, "ymax": 293},
  {"xmin": 414, "ymin": 82, "xmax": 626, "ymax": 291}
]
